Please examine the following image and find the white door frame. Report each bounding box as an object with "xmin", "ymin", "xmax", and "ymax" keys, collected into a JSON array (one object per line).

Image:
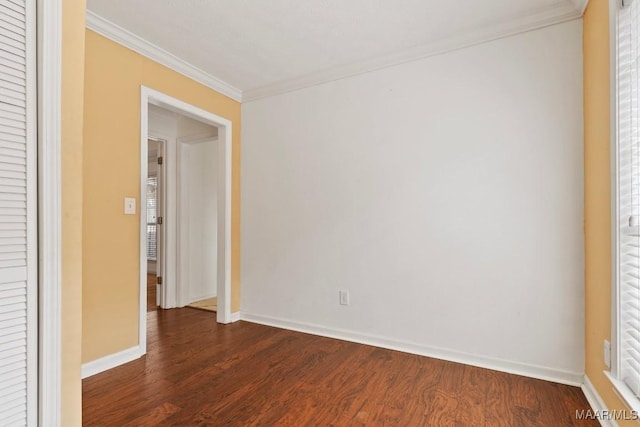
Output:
[
  {"xmin": 139, "ymin": 86, "xmax": 233, "ymax": 351},
  {"xmin": 37, "ymin": 0, "xmax": 62, "ymax": 424},
  {"xmin": 150, "ymin": 138, "xmax": 165, "ymax": 308},
  {"xmin": 145, "ymin": 136, "xmax": 165, "ymax": 309}
]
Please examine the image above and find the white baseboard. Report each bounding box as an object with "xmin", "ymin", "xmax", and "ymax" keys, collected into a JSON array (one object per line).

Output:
[
  {"xmin": 581, "ymin": 375, "xmax": 619, "ymax": 427},
  {"xmin": 81, "ymin": 346, "xmax": 143, "ymax": 379},
  {"xmin": 240, "ymin": 312, "xmax": 584, "ymax": 386},
  {"xmin": 230, "ymin": 311, "xmax": 241, "ymax": 322}
]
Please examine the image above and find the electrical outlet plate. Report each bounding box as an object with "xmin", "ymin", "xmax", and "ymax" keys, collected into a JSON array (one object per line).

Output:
[
  {"xmin": 604, "ymin": 339, "xmax": 611, "ymax": 369},
  {"xmin": 124, "ymin": 197, "xmax": 136, "ymax": 215},
  {"xmin": 339, "ymin": 290, "xmax": 349, "ymax": 306}
]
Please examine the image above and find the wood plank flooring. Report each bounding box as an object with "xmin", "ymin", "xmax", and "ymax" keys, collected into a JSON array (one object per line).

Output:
[
  {"xmin": 188, "ymin": 297, "xmax": 218, "ymax": 312},
  {"xmin": 147, "ymin": 273, "xmax": 157, "ymax": 312},
  {"xmin": 83, "ymin": 308, "xmax": 598, "ymax": 426}
]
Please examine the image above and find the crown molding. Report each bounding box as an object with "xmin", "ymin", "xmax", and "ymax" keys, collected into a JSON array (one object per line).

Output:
[
  {"xmin": 87, "ymin": 2, "xmax": 585, "ymax": 105},
  {"xmin": 243, "ymin": 2, "xmax": 582, "ymax": 102},
  {"xmin": 570, "ymin": 0, "xmax": 590, "ymax": 15},
  {"xmin": 85, "ymin": 11, "xmax": 242, "ymax": 102}
]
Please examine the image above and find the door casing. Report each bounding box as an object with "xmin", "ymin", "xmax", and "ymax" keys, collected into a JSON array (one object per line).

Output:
[{"xmin": 139, "ymin": 86, "xmax": 234, "ymax": 355}]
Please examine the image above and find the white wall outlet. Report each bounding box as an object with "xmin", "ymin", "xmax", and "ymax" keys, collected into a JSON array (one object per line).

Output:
[
  {"xmin": 339, "ymin": 290, "xmax": 350, "ymax": 306},
  {"xmin": 124, "ymin": 197, "xmax": 136, "ymax": 215},
  {"xmin": 604, "ymin": 339, "xmax": 611, "ymax": 369}
]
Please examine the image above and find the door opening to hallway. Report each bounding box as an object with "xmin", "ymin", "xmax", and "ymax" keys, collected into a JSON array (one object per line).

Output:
[
  {"xmin": 137, "ymin": 87, "xmax": 234, "ymax": 359},
  {"xmin": 146, "ymin": 138, "xmax": 163, "ymax": 312}
]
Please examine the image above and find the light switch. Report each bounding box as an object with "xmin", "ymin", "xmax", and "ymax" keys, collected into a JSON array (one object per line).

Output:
[{"xmin": 124, "ymin": 197, "xmax": 136, "ymax": 215}]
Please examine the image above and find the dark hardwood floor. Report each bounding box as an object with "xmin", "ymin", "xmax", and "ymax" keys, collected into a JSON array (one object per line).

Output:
[
  {"xmin": 83, "ymin": 308, "xmax": 598, "ymax": 426},
  {"xmin": 147, "ymin": 273, "xmax": 157, "ymax": 312}
]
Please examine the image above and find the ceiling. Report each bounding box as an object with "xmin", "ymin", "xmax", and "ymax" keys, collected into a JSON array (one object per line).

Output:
[
  {"xmin": 86, "ymin": 0, "xmax": 587, "ymax": 101},
  {"xmin": 148, "ymin": 104, "xmax": 218, "ymax": 140}
]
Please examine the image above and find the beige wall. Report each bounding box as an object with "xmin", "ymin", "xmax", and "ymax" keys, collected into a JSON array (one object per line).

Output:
[
  {"xmin": 584, "ymin": 0, "xmax": 635, "ymax": 424},
  {"xmin": 62, "ymin": 0, "xmax": 86, "ymax": 425},
  {"xmin": 82, "ymin": 30, "xmax": 242, "ymax": 363}
]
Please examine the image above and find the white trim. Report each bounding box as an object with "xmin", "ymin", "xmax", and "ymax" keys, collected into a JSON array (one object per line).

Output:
[
  {"xmin": 25, "ymin": 0, "xmax": 38, "ymax": 423},
  {"xmin": 570, "ymin": 0, "xmax": 591, "ymax": 15},
  {"xmin": 37, "ymin": 0, "xmax": 62, "ymax": 424},
  {"xmin": 81, "ymin": 346, "xmax": 143, "ymax": 379},
  {"xmin": 86, "ymin": 4, "xmax": 584, "ymax": 103},
  {"xmin": 139, "ymin": 101, "xmax": 149, "ymax": 354},
  {"xmin": 220, "ymin": 117, "xmax": 233, "ymax": 324},
  {"xmin": 243, "ymin": 3, "xmax": 583, "ymax": 101},
  {"xmin": 610, "ymin": 0, "xmax": 622, "ymax": 381},
  {"xmin": 85, "ymin": 11, "xmax": 242, "ymax": 102},
  {"xmin": 230, "ymin": 312, "xmax": 241, "ymax": 323},
  {"xmin": 140, "ymin": 86, "xmax": 233, "ymax": 333},
  {"xmin": 25, "ymin": 0, "xmax": 40, "ymax": 426},
  {"xmin": 240, "ymin": 312, "xmax": 584, "ymax": 386},
  {"xmin": 147, "ymin": 133, "xmax": 173, "ymax": 309},
  {"xmin": 582, "ymin": 375, "xmax": 620, "ymax": 427},
  {"xmin": 605, "ymin": 371, "xmax": 640, "ymax": 423}
]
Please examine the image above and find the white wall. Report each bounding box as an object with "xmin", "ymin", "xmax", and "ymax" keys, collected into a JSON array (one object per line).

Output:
[
  {"xmin": 241, "ymin": 21, "xmax": 584, "ymax": 383},
  {"xmin": 179, "ymin": 139, "xmax": 218, "ymax": 303}
]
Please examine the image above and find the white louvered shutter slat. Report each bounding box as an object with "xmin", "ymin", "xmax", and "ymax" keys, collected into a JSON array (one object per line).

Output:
[
  {"xmin": 147, "ymin": 176, "xmax": 157, "ymax": 260},
  {"xmin": 0, "ymin": 117, "xmax": 26, "ymax": 132},
  {"xmin": 0, "ymin": 5, "xmax": 25, "ymax": 24},
  {"xmin": 0, "ymin": 109, "xmax": 25, "ymax": 125},
  {"xmin": 0, "ymin": 131, "xmax": 27, "ymax": 146},
  {"xmin": 618, "ymin": 0, "xmax": 640, "ymax": 398},
  {"xmin": 0, "ymin": 0, "xmax": 35, "ymax": 425},
  {"xmin": 0, "ymin": 1, "xmax": 25, "ymax": 16},
  {"xmin": 0, "ymin": 45, "xmax": 25, "ymax": 66}
]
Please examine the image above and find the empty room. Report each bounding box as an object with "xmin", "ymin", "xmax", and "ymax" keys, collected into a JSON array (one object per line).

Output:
[{"xmin": 0, "ymin": 0, "xmax": 638, "ymax": 425}]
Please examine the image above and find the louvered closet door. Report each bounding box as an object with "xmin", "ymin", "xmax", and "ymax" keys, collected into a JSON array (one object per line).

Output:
[{"xmin": 0, "ymin": 0, "xmax": 37, "ymax": 425}]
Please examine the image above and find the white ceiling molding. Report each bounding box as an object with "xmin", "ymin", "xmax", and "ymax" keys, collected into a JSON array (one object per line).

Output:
[
  {"xmin": 85, "ymin": 11, "xmax": 243, "ymax": 102},
  {"xmin": 569, "ymin": 0, "xmax": 590, "ymax": 15},
  {"xmin": 243, "ymin": 2, "xmax": 582, "ymax": 102},
  {"xmin": 87, "ymin": 1, "xmax": 585, "ymax": 104}
]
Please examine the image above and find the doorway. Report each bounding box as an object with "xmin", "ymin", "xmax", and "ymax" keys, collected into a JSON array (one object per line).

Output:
[
  {"xmin": 178, "ymin": 135, "xmax": 219, "ymax": 312},
  {"xmin": 146, "ymin": 138, "xmax": 164, "ymax": 312},
  {"xmin": 138, "ymin": 87, "xmax": 233, "ymax": 354}
]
